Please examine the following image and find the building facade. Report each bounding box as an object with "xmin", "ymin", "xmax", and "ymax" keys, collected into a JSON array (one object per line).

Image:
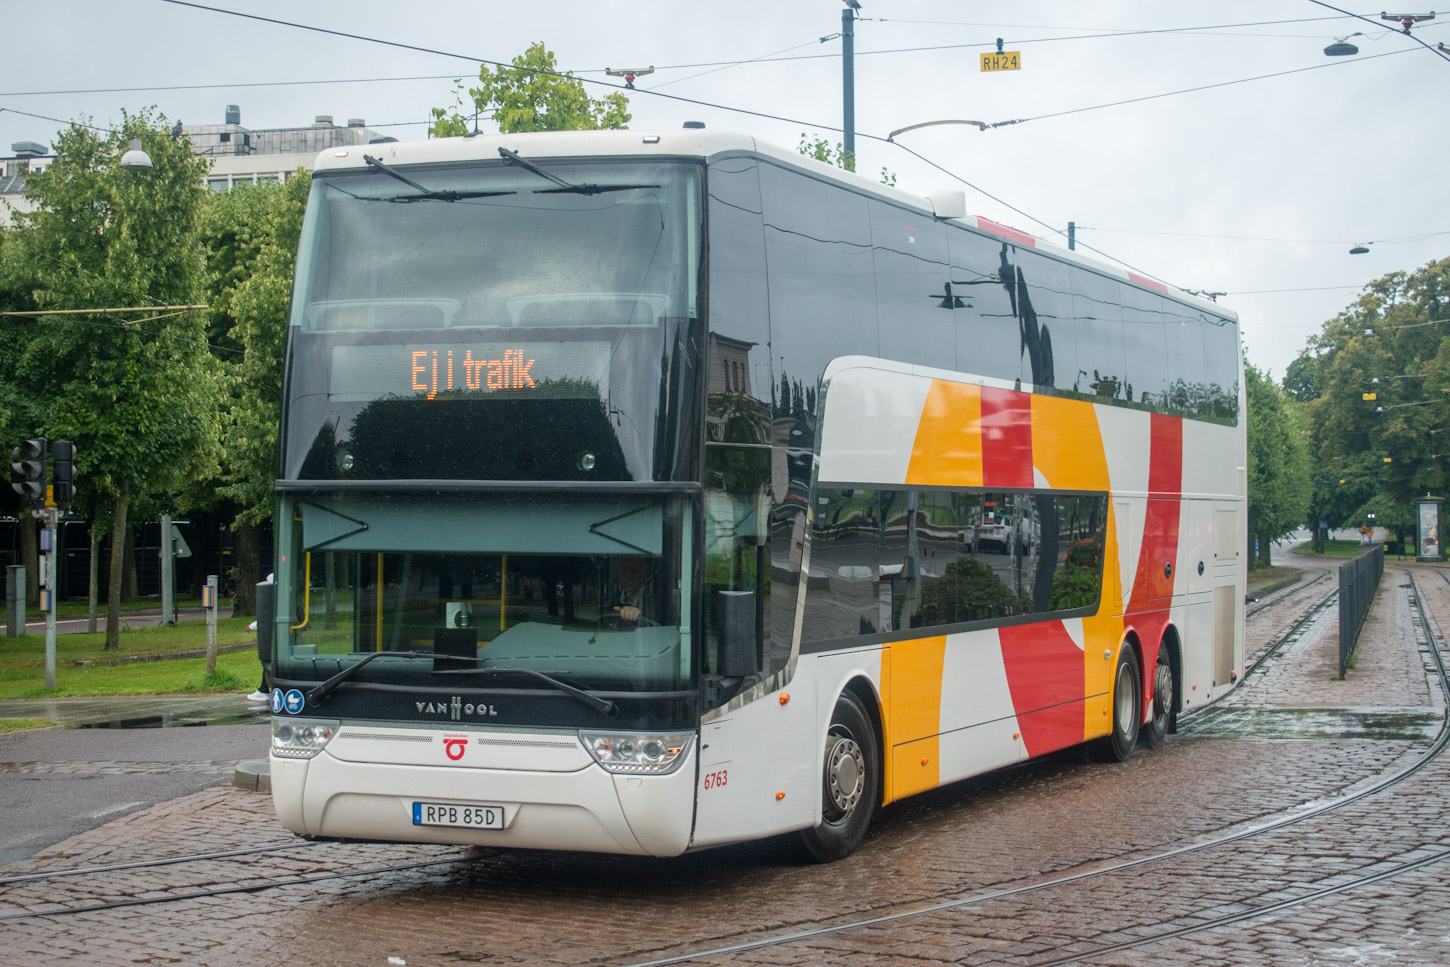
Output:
[{"xmin": 0, "ymin": 105, "xmax": 386, "ymax": 224}]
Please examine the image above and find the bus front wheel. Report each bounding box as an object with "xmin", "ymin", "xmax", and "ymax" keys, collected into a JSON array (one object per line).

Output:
[
  {"xmin": 1094, "ymin": 647, "xmax": 1142, "ymax": 762},
  {"xmin": 800, "ymin": 690, "xmax": 879, "ymax": 862}
]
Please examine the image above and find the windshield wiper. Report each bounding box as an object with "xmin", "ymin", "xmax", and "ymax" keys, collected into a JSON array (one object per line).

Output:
[
  {"xmin": 303, "ymin": 649, "xmax": 618, "ymax": 717},
  {"xmin": 496, "ymin": 146, "xmax": 656, "ymax": 196},
  {"xmin": 434, "ymin": 667, "xmax": 619, "ymax": 717},
  {"xmin": 363, "ymin": 154, "xmax": 515, "ymax": 203},
  {"xmin": 306, "ymin": 650, "xmax": 429, "ymax": 705}
]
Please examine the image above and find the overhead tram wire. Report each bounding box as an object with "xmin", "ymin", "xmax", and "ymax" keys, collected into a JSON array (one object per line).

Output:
[
  {"xmin": 976, "ymin": 46, "xmax": 1423, "ymax": 130},
  {"xmin": 1303, "ymin": 0, "xmax": 1450, "ymax": 62},
  {"xmin": 0, "ymin": 106, "xmax": 115, "ymax": 134},
  {"xmin": 152, "ymin": 0, "xmax": 859, "ymax": 136},
  {"xmin": 7, "ymin": 13, "xmax": 1435, "ymax": 101},
  {"xmin": 151, "ymin": 0, "xmax": 1427, "ymax": 129},
  {"xmin": 147, "ymin": 0, "xmax": 1378, "ymax": 296},
  {"xmin": 1073, "ymin": 227, "xmax": 1450, "ymax": 245}
]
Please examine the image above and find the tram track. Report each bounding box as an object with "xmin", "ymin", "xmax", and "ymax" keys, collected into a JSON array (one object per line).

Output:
[
  {"xmin": 0, "ymin": 840, "xmax": 318, "ymax": 887},
  {"xmin": 3, "ymin": 566, "xmax": 1444, "ymax": 965},
  {"xmin": 604, "ymin": 567, "xmax": 1450, "ymax": 967},
  {"xmin": 1245, "ymin": 565, "xmax": 1330, "ymax": 621}
]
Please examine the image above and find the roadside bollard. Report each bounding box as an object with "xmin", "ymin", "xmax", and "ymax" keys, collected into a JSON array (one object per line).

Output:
[
  {"xmin": 204, "ymin": 574, "xmax": 219, "ymax": 676},
  {"xmin": 5, "ymin": 565, "xmax": 23, "ymax": 638}
]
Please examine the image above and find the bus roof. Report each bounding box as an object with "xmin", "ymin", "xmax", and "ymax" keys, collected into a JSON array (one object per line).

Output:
[{"xmin": 318, "ymin": 128, "xmax": 1237, "ymax": 321}]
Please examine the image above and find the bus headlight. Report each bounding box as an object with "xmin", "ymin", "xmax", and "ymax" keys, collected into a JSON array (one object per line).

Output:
[
  {"xmin": 272, "ymin": 718, "xmax": 339, "ymax": 759},
  {"xmin": 580, "ymin": 731, "xmax": 694, "ymax": 775}
]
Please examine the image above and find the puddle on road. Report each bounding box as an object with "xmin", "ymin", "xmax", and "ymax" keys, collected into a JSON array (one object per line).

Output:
[
  {"xmin": 1179, "ymin": 706, "xmax": 1443, "ymax": 741},
  {"xmin": 69, "ymin": 706, "xmax": 271, "ymax": 729}
]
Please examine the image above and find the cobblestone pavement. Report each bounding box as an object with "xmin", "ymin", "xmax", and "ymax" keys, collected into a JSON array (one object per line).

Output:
[{"xmin": 1, "ymin": 561, "xmax": 1448, "ymax": 966}]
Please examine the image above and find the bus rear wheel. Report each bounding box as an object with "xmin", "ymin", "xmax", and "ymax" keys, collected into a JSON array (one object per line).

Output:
[
  {"xmin": 800, "ymin": 690, "xmax": 879, "ymax": 863},
  {"xmin": 1142, "ymin": 647, "xmax": 1174, "ymax": 749},
  {"xmin": 1093, "ymin": 647, "xmax": 1141, "ymax": 762}
]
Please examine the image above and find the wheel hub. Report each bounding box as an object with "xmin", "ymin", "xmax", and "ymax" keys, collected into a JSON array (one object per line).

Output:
[
  {"xmin": 1154, "ymin": 661, "xmax": 1174, "ymax": 719},
  {"xmin": 824, "ymin": 734, "xmax": 865, "ymax": 816}
]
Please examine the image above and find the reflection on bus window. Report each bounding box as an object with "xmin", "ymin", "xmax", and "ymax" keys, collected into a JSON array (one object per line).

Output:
[{"xmin": 804, "ymin": 486, "xmax": 1108, "ymax": 644}]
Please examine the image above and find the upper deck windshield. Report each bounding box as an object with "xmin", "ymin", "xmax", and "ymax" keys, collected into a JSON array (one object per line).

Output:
[{"xmin": 283, "ymin": 158, "xmax": 702, "ymax": 483}]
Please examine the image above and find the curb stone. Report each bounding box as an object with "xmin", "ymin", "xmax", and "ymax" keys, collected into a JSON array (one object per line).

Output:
[{"xmin": 233, "ymin": 758, "xmax": 271, "ymax": 793}]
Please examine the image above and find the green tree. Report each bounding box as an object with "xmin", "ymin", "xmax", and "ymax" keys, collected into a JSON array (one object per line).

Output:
[
  {"xmin": 1245, "ymin": 359, "xmax": 1312, "ymax": 568},
  {"xmin": 198, "ymin": 172, "xmax": 311, "ymax": 613},
  {"xmin": 3, "ymin": 111, "xmax": 219, "ymax": 649},
  {"xmin": 1299, "ymin": 257, "xmax": 1450, "ymax": 547},
  {"xmin": 797, "ymin": 132, "xmax": 897, "ymax": 186},
  {"xmin": 0, "ymin": 230, "xmax": 48, "ymax": 606},
  {"xmin": 431, "ymin": 42, "xmax": 630, "ymax": 137}
]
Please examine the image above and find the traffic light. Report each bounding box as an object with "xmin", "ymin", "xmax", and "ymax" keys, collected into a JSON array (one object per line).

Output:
[
  {"xmin": 9, "ymin": 437, "xmax": 46, "ymax": 508},
  {"xmin": 51, "ymin": 439, "xmax": 75, "ymax": 506}
]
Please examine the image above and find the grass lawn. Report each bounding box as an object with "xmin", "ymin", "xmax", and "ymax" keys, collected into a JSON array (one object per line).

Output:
[
  {"xmin": 0, "ymin": 718, "xmax": 58, "ymax": 733},
  {"xmin": 1247, "ymin": 565, "xmax": 1301, "ymax": 594},
  {"xmin": 0, "ymin": 618, "xmax": 262, "ymax": 700},
  {"xmin": 1293, "ymin": 539, "xmax": 1377, "ymax": 559}
]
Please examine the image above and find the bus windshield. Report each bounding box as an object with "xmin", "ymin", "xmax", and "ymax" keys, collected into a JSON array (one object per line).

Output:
[
  {"xmin": 275, "ymin": 491, "xmax": 693, "ymax": 719},
  {"xmin": 282, "ymin": 159, "xmax": 702, "ymax": 483}
]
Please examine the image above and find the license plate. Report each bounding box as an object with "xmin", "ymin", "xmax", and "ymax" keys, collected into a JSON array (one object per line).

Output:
[{"xmin": 412, "ymin": 801, "xmax": 505, "ymax": 829}]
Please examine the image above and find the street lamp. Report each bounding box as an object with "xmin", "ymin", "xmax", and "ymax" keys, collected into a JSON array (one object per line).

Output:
[
  {"xmin": 1324, "ymin": 33, "xmax": 1363, "ymax": 56},
  {"xmin": 119, "ymin": 138, "xmax": 153, "ymax": 170}
]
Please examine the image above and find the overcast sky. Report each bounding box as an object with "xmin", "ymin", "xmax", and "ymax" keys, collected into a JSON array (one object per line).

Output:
[{"xmin": 4, "ymin": 1, "xmax": 1447, "ymax": 380}]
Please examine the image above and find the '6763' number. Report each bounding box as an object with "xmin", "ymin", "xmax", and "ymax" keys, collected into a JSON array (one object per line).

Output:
[{"xmin": 702, "ymin": 769, "xmax": 728, "ymax": 790}]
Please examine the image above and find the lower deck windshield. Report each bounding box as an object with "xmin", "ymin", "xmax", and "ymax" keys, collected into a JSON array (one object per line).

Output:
[{"xmin": 275, "ymin": 494, "xmax": 692, "ymax": 702}]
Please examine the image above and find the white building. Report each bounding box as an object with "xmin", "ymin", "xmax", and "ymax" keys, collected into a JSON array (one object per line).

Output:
[
  {"xmin": 0, "ymin": 141, "xmax": 53, "ymax": 227},
  {"xmin": 0, "ymin": 105, "xmax": 388, "ymax": 224}
]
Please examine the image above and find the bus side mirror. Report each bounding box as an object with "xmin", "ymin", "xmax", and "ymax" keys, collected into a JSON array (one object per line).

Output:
[
  {"xmin": 716, "ymin": 590, "xmax": 758, "ymax": 678},
  {"xmin": 256, "ymin": 581, "xmax": 275, "ymax": 666}
]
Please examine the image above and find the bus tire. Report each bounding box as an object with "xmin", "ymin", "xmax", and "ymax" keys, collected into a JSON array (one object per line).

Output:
[
  {"xmin": 1093, "ymin": 646, "xmax": 1141, "ymax": 762},
  {"xmin": 800, "ymin": 690, "xmax": 879, "ymax": 863},
  {"xmin": 1142, "ymin": 646, "xmax": 1174, "ymax": 750}
]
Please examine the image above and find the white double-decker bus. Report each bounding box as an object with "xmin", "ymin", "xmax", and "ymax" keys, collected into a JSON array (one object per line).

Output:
[{"xmin": 264, "ymin": 128, "xmax": 1245, "ymax": 861}]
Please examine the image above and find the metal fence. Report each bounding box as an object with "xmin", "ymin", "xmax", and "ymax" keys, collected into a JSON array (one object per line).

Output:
[{"xmin": 1339, "ymin": 544, "xmax": 1385, "ymax": 678}]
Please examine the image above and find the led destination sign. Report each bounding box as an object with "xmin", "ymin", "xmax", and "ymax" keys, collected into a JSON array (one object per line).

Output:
[
  {"xmin": 412, "ymin": 347, "xmax": 535, "ymax": 398},
  {"xmin": 329, "ymin": 343, "xmax": 611, "ymax": 402}
]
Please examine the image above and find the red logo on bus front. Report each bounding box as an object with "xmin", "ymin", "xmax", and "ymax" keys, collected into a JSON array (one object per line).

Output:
[{"xmin": 443, "ymin": 735, "xmax": 469, "ymax": 761}]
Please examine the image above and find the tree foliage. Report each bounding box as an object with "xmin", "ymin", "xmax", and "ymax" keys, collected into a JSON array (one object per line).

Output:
[
  {"xmin": 199, "ymin": 172, "xmax": 310, "ymax": 524},
  {"xmin": 196, "ymin": 173, "xmax": 311, "ymax": 613},
  {"xmin": 2, "ymin": 110, "xmax": 219, "ymax": 647},
  {"xmin": 1245, "ymin": 358, "xmax": 1312, "ymax": 567},
  {"xmin": 431, "ymin": 43, "xmax": 630, "ymax": 137},
  {"xmin": 797, "ymin": 132, "xmax": 896, "ymax": 186},
  {"xmin": 1293, "ymin": 257, "xmax": 1450, "ymax": 543}
]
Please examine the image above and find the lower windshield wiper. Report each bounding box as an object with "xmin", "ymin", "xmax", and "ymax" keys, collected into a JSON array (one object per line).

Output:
[
  {"xmin": 435, "ymin": 666, "xmax": 619, "ymax": 717},
  {"xmin": 497, "ymin": 146, "xmax": 655, "ymax": 196},
  {"xmin": 363, "ymin": 154, "xmax": 515, "ymax": 202},
  {"xmin": 303, "ymin": 650, "xmax": 618, "ymax": 717},
  {"xmin": 306, "ymin": 650, "xmax": 431, "ymax": 705}
]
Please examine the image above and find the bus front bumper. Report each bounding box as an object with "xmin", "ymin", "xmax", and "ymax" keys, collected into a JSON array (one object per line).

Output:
[{"xmin": 269, "ymin": 745, "xmax": 698, "ymax": 857}]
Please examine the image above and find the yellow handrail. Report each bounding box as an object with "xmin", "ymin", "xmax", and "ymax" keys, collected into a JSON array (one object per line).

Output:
[
  {"xmin": 289, "ymin": 553, "xmax": 312, "ymax": 632},
  {"xmin": 375, "ymin": 553, "xmax": 384, "ymax": 651}
]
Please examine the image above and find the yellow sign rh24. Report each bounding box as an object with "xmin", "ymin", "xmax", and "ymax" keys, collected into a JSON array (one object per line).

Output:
[{"xmin": 980, "ymin": 51, "xmax": 1021, "ymax": 72}]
